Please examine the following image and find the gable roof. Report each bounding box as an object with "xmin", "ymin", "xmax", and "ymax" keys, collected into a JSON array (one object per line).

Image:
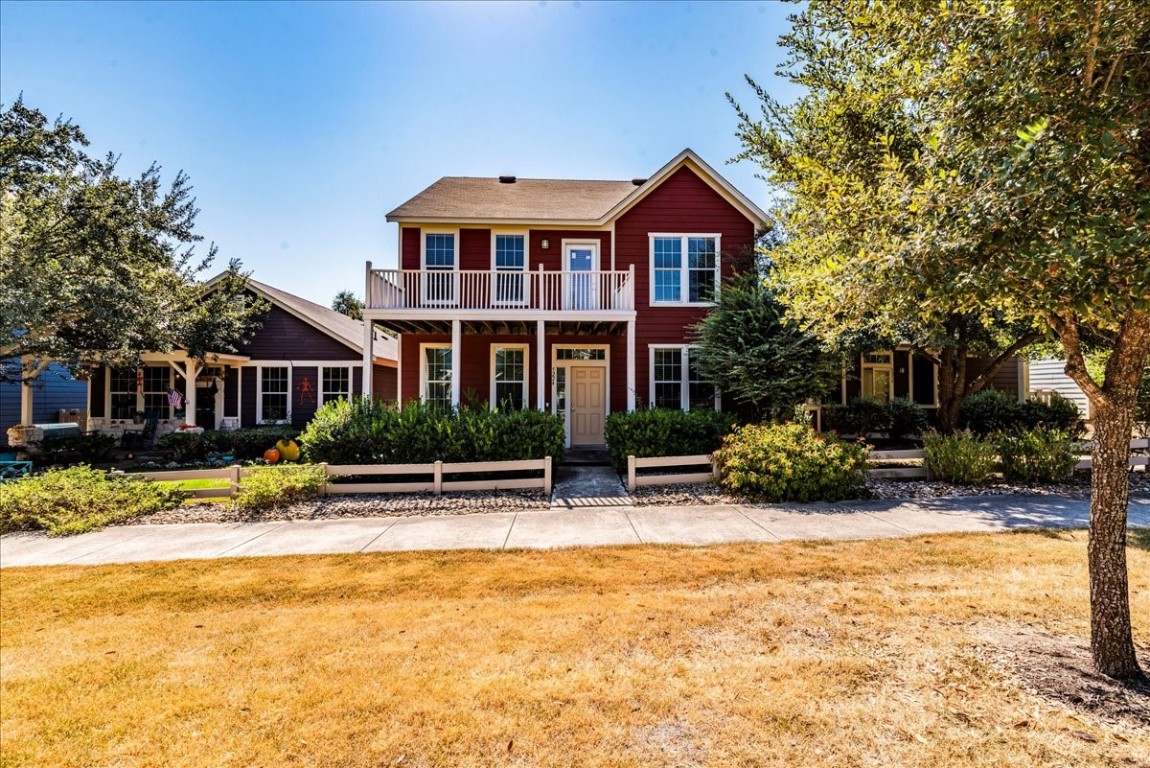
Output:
[
  {"xmin": 386, "ymin": 148, "xmax": 769, "ymax": 229},
  {"xmin": 203, "ymin": 273, "xmax": 397, "ymax": 363}
]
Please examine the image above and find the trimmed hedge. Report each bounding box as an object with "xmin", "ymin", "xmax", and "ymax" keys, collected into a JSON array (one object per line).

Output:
[
  {"xmin": 958, "ymin": 390, "xmax": 1083, "ymax": 436},
  {"xmin": 299, "ymin": 398, "xmax": 565, "ymax": 465},
  {"xmin": 714, "ymin": 421, "xmax": 869, "ymax": 502},
  {"xmin": 824, "ymin": 397, "xmax": 927, "ymax": 440},
  {"xmin": 0, "ymin": 465, "xmax": 184, "ymax": 536},
  {"xmin": 604, "ymin": 408, "xmax": 737, "ymax": 472}
]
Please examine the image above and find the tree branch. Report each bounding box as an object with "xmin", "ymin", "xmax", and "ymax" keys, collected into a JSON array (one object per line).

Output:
[
  {"xmin": 961, "ymin": 331, "xmax": 1042, "ymax": 397},
  {"xmin": 1047, "ymin": 310, "xmax": 1110, "ymax": 408},
  {"xmin": 1084, "ymin": 0, "xmax": 1103, "ymax": 89}
]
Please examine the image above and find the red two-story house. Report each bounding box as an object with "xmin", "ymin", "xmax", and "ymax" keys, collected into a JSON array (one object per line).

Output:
[{"xmin": 359, "ymin": 149, "xmax": 768, "ymax": 448}]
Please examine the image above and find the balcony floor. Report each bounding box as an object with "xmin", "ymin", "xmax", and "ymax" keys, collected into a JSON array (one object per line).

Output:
[{"xmin": 366, "ymin": 317, "xmax": 633, "ymax": 337}]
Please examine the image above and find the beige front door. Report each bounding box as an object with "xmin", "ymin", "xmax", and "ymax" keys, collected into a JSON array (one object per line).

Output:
[{"xmin": 570, "ymin": 366, "xmax": 606, "ymax": 446}]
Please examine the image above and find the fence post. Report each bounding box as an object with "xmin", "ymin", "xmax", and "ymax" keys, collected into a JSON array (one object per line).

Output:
[
  {"xmin": 710, "ymin": 452, "xmax": 720, "ymax": 484},
  {"xmin": 543, "ymin": 456, "xmax": 552, "ymax": 496},
  {"xmin": 229, "ymin": 464, "xmax": 242, "ymax": 498},
  {"xmin": 320, "ymin": 462, "xmax": 329, "ymax": 497},
  {"xmin": 433, "ymin": 460, "xmax": 443, "ymax": 496},
  {"xmin": 627, "ymin": 455, "xmax": 636, "ymax": 494}
]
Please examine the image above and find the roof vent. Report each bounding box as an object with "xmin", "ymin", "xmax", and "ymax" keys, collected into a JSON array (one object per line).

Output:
[
  {"xmin": 631, "ymin": 177, "xmax": 647, "ymax": 186},
  {"xmin": 499, "ymin": 175, "xmax": 517, "ymax": 184}
]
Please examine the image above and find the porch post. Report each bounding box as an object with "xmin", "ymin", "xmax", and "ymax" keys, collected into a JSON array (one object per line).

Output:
[
  {"xmin": 626, "ymin": 319, "xmax": 636, "ymax": 412},
  {"xmin": 536, "ymin": 319, "xmax": 546, "ymax": 410},
  {"xmin": 450, "ymin": 319, "xmax": 461, "ymax": 408},
  {"xmin": 362, "ymin": 319, "xmax": 374, "ymax": 401},
  {"xmin": 19, "ymin": 355, "xmax": 34, "ymax": 425},
  {"xmin": 184, "ymin": 361, "xmax": 202, "ymax": 427}
]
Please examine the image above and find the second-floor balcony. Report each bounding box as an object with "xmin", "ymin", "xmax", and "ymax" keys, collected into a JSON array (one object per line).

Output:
[{"xmin": 365, "ymin": 266, "xmax": 636, "ymax": 317}]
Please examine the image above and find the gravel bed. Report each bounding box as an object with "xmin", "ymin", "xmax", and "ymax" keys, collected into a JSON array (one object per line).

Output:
[
  {"xmin": 631, "ymin": 473, "xmax": 1150, "ymax": 507},
  {"xmin": 127, "ymin": 489, "xmax": 550, "ymax": 525}
]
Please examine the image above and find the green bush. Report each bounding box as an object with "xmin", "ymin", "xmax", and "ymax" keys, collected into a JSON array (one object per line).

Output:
[
  {"xmin": 824, "ymin": 396, "xmax": 892, "ymax": 437},
  {"xmin": 0, "ymin": 465, "xmax": 184, "ymax": 536},
  {"xmin": 29, "ymin": 433, "xmax": 117, "ymax": 466},
  {"xmin": 298, "ymin": 398, "xmax": 566, "ymax": 465},
  {"xmin": 995, "ymin": 428, "xmax": 1077, "ymax": 483},
  {"xmin": 922, "ymin": 430, "xmax": 998, "ymax": 484},
  {"xmin": 1018, "ymin": 394, "xmax": 1084, "ymax": 436},
  {"xmin": 157, "ymin": 431, "xmax": 207, "ymax": 461},
  {"xmin": 714, "ymin": 421, "xmax": 869, "ymax": 502},
  {"xmin": 886, "ymin": 397, "xmax": 928, "ymax": 441},
  {"xmin": 208, "ymin": 426, "xmax": 300, "ymax": 460},
  {"xmin": 232, "ymin": 464, "xmax": 325, "ymax": 511},
  {"xmin": 959, "ymin": 390, "xmax": 1083, "ymax": 437},
  {"xmin": 604, "ymin": 408, "xmax": 737, "ymax": 472}
]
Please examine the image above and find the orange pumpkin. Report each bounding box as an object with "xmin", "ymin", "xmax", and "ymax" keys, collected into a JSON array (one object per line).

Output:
[{"xmin": 263, "ymin": 447, "xmax": 281, "ymax": 464}]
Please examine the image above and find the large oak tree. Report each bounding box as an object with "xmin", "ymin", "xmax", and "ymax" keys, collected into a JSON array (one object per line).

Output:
[
  {"xmin": 0, "ymin": 98, "xmax": 262, "ymax": 384},
  {"xmin": 734, "ymin": 1, "xmax": 1149, "ymax": 678}
]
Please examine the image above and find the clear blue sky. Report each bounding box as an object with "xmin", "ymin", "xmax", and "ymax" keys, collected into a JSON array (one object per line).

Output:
[{"xmin": 1, "ymin": 0, "xmax": 798, "ymax": 306}]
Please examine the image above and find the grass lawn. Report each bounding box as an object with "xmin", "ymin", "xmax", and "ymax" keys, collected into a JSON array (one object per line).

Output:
[{"xmin": 2, "ymin": 532, "xmax": 1148, "ymax": 767}]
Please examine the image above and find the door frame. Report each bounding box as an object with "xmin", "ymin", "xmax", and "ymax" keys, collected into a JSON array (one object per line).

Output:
[{"xmin": 551, "ymin": 344, "xmax": 611, "ymax": 448}]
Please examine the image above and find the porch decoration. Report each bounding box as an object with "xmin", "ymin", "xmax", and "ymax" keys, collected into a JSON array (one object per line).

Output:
[
  {"xmin": 275, "ymin": 439, "xmax": 301, "ymax": 462},
  {"xmin": 263, "ymin": 447, "xmax": 281, "ymax": 464}
]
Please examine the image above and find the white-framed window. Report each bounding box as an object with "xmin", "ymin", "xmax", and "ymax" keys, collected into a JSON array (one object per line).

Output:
[
  {"xmin": 420, "ymin": 344, "xmax": 453, "ymax": 410},
  {"xmin": 320, "ymin": 366, "xmax": 352, "ymax": 405},
  {"xmin": 860, "ymin": 352, "xmax": 893, "ymax": 402},
  {"xmin": 109, "ymin": 367, "xmax": 138, "ymax": 420},
  {"xmin": 258, "ymin": 365, "xmax": 291, "ymax": 423},
  {"xmin": 142, "ymin": 366, "xmax": 172, "ymax": 420},
  {"xmin": 421, "ymin": 230, "xmax": 458, "ymax": 305},
  {"xmin": 492, "ymin": 232, "xmax": 527, "ymax": 305},
  {"xmin": 649, "ymin": 345, "xmax": 719, "ymax": 411},
  {"xmin": 649, "ymin": 233, "xmax": 721, "ymax": 305},
  {"xmin": 491, "ymin": 345, "xmax": 528, "ymax": 410}
]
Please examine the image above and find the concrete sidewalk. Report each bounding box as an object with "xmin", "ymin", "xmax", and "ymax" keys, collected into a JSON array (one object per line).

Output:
[{"xmin": 2, "ymin": 494, "xmax": 1148, "ymax": 568}]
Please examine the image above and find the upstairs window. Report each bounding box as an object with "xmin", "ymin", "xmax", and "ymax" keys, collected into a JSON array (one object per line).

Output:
[
  {"xmin": 422, "ymin": 232, "xmax": 457, "ymax": 305},
  {"xmin": 493, "ymin": 233, "xmax": 527, "ymax": 305},
  {"xmin": 650, "ymin": 234, "xmax": 720, "ymax": 305}
]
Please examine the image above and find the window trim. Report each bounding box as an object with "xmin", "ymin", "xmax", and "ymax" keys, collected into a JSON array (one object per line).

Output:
[
  {"xmin": 421, "ymin": 229, "xmax": 460, "ymax": 307},
  {"xmin": 141, "ymin": 365, "xmax": 174, "ymax": 421},
  {"xmin": 256, "ymin": 363, "xmax": 292, "ymax": 424},
  {"xmin": 319, "ymin": 365, "xmax": 353, "ymax": 406},
  {"xmin": 648, "ymin": 344, "xmax": 720, "ymax": 411},
  {"xmin": 490, "ymin": 230, "xmax": 529, "ymax": 307},
  {"xmin": 419, "ymin": 343, "xmax": 453, "ymax": 409},
  {"xmin": 490, "ymin": 344, "xmax": 530, "ymax": 410},
  {"xmin": 860, "ymin": 351, "xmax": 895, "ymax": 402},
  {"xmin": 648, "ymin": 233, "xmax": 722, "ymax": 307}
]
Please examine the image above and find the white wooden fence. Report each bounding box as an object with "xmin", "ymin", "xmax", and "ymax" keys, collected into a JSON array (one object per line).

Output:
[
  {"xmin": 119, "ymin": 457, "xmax": 553, "ymax": 499},
  {"xmin": 1074, "ymin": 438, "xmax": 1150, "ymax": 472},
  {"xmin": 868, "ymin": 449, "xmax": 929, "ymax": 480},
  {"xmin": 627, "ymin": 454, "xmax": 718, "ymax": 493}
]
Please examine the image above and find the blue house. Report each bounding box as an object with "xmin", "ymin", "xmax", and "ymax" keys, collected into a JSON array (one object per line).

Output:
[{"xmin": 0, "ymin": 358, "xmax": 88, "ymax": 447}]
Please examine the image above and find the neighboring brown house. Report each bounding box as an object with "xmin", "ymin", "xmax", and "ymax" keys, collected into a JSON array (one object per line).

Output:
[{"xmin": 80, "ymin": 276, "xmax": 397, "ymax": 439}]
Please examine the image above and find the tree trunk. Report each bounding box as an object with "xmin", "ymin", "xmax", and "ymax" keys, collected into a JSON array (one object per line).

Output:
[{"xmin": 1088, "ymin": 398, "xmax": 1143, "ymax": 679}]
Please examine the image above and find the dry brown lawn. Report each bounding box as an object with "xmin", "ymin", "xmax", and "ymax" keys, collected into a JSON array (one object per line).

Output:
[{"xmin": 2, "ymin": 531, "xmax": 1148, "ymax": 768}]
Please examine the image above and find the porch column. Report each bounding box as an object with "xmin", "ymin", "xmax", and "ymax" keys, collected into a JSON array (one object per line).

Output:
[
  {"xmin": 626, "ymin": 319, "xmax": 636, "ymax": 412},
  {"xmin": 450, "ymin": 319, "xmax": 461, "ymax": 408},
  {"xmin": 362, "ymin": 319, "xmax": 374, "ymax": 401},
  {"xmin": 19, "ymin": 355, "xmax": 34, "ymax": 425},
  {"xmin": 536, "ymin": 319, "xmax": 546, "ymax": 410},
  {"xmin": 183, "ymin": 361, "xmax": 202, "ymax": 426}
]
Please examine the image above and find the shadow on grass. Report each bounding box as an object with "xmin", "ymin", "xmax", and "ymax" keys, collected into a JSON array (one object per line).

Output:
[{"xmin": 1128, "ymin": 528, "xmax": 1150, "ymax": 552}]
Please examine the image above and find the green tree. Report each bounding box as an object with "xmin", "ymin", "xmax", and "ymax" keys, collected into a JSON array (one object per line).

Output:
[
  {"xmin": 733, "ymin": 1, "xmax": 1149, "ymax": 679},
  {"xmin": 331, "ymin": 290, "xmax": 364, "ymax": 320},
  {"xmin": 690, "ymin": 251, "xmax": 837, "ymax": 419},
  {"xmin": 0, "ymin": 98, "xmax": 263, "ymax": 383}
]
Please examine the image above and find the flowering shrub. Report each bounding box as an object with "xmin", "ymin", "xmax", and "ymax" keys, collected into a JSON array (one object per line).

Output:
[{"xmin": 714, "ymin": 421, "xmax": 869, "ymax": 502}]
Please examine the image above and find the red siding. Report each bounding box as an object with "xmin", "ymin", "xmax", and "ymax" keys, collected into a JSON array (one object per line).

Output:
[
  {"xmin": 373, "ymin": 364, "xmax": 398, "ymax": 402},
  {"xmin": 528, "ymin": 230, "xmax": 612, "ymax": 271},
  {"xmin": 238, "ymin": 305, "xmax": 360, "ymax": 361},
  {"xmin": 401, "ymin": 227, "xmax": 612, "ymax": 272},
  {"xmin": 615, "ymin": 166, "xmax": 756, "ymax": 405},
  {"xmin": 398, "ymin": 333, "xmax": 626, "ymax": 413},
  {"xmin": 401, "ymin": 227, "xmax": 421, "ymax": 270}
]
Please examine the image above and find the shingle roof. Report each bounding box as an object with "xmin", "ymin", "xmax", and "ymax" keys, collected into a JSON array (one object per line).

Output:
[
  {"xmin": 241, "ymin": 277, "xmax": 397, "ymax": 361},
  {"xmin": 386, "ymin": 177, "xmax": 638, "ymax": 222}
]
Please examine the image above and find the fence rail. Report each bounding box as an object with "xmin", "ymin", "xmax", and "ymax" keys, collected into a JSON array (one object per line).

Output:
[
  {"xmin": 627, "ymin": 454, "xmax": 717, "ymax": 493},
  {"xmin": 116, "ymin": 457, "xmax": 553, "ymax": 499}
]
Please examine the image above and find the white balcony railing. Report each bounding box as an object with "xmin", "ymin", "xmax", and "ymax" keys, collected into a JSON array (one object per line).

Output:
[{"xmin": 366, "ymin": 267, "xmax": 635, "ymax": 313}]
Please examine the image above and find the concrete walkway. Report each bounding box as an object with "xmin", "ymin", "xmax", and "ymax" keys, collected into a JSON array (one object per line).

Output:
[{"xmin": 3, "ymin": 494, "xmax": 1148, "ymax": 568}]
